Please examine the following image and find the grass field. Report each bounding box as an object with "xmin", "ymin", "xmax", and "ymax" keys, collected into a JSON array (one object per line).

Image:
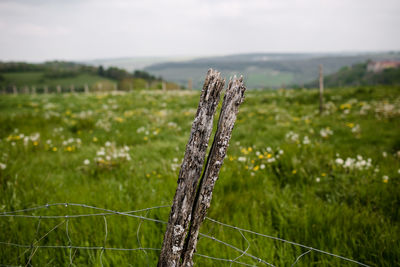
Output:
[
  {"xmin": 1, "ymin": 72, "xmax": 115, "ymax": 89},
  {"xmin": 0, "ymin": 86, "xmax": 399, "ymax": 266}
]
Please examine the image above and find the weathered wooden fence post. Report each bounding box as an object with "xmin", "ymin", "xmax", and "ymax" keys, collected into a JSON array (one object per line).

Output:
[
  {"xmin": 57, "ymin": 85, "xmax": 62, "ymax": 94},
  {"xmin": 181, "ymin": 76, "xmax": 245, "ymax": 266},
  {"xmin": 31, "ymin": 86, "xmax": 36, "ymax": 95},
  {"xmin": 319, "ymin": 64, "xmax": 324, "ymax": 114},
  {"xmin": 188, "ymin": 79, "xmax": 193, "ymax": 90},
  {"xmin": 12, "ymin": 85, "xmax": 17, "ymax": 95},
  {"xmin": 70, "ymin": 84, "xmax": 75, "ymax": 93},
  {"xmin": 162, "ymin": 82, "xmax": 167, "ymax": 91},
  {"xmin": 44, "ymin": 85, "xmax": 49, "ymax": 94},
  {"xmin": 158, "ymin": 69, "xmax": 225, "ymax": 267},
  {"xmin": 158, "ymin": 71, "xmax": 246, "ymax": 267},
  {"xmin": 84, "ymin": 84, "xmax": 89, "ymax": 94}
]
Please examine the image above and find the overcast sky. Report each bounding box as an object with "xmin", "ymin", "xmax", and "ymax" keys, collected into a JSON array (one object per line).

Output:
[{"xmin": 0, "ymin": 0, "xmax": 399, "ymax": 62}]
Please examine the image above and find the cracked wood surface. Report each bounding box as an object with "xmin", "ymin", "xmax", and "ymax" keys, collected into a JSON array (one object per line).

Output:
[
  {"xmin": 158, "ymin": 69, "xmax": 225, "ymax": 267},
  {"xmin": 181, "ymin": 76, "xmax": 246, "ymax": 267}
]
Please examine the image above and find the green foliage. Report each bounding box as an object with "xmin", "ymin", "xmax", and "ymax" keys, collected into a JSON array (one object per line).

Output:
[
  {"xmin": 0, "ymin": 86, "xmax": 399, "ymax": 266},
  {"xmin": 306, "ymin": 62, "xmax": 400, "ymax": 88},
  {"xmin": 90, "ymin": 80, "xmax": 116, "ymax": 92},
  {"xmin": 132, "ymin": 70, "xmax": 157, "ymax": 81},
  {"xmin": 43, "ymin": 69, "xmax": 79, "ymax": 79},
  {"xmin": 0, "ymin": 61, "xmax": 163, "ymax": 89}
]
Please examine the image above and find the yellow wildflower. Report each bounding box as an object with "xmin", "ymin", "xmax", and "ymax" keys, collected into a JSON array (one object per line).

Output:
[{"xmin": 115, "ymin": 117, "xmax": 124, "ymax": 123}]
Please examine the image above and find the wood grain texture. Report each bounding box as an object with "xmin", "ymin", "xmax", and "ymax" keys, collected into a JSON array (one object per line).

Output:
[
  {"xmin": 158, "ymin": 69, "xmax": 225, "ymax": 267},
  {"xmin": 181, "ymin": 76, "xmax": 246, "ymax": 267}
]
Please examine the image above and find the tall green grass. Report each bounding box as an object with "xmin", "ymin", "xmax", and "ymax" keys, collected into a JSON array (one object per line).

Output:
[{"xmin": 0, "ymin": 86, "xmax": 399, "ymax": 266}]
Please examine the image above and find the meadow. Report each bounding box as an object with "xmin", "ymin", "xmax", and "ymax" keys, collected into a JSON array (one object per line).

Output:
[
  {"xmin": 0, "ymin": 86, "xmax": 399, "ymax": 266},
  {"xmin": 1, "ymin": 72, "xmax": 115, "ymax": 89}
]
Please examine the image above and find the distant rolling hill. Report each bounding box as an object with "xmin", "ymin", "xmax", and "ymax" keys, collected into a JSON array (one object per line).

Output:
[
  {"xmin": 84, "ymin": 56, "xmax": 196, "ymax": 73},
  {"xmin": 143, "ymin": 52, "xmax": 400, "ymax": 89}
]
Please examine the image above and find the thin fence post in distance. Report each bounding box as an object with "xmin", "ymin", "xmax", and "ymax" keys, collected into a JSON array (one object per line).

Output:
[
  {"xmin": 319, "ymin": 64, "xmax": 324, "ymax": 114},
  {"xmin": 84, "ymin": 84, "xmax": 89, "ymax": 94},
  {"xmin": 158, "ymin": 69, "xmax": 225, "ymax": 267},
  {"xmin": 181, "ymin": 76, "xmax": 246, "ymax": 266}
]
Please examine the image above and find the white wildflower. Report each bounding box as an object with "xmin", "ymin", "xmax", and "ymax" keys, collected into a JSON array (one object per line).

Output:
[
  {"xmin": 83, "ymin": 159, "xmax": 90, "ymax": 165},
  {"xmin": 303, "ymin": 136, "xmax": 310, "ymax": 145},
  {"xmin": 238, "ymin": 157, "xmax": 246, "ymax": 162},
  {"xmin": 335, "ymin": 158, "xmax": 344, "ymax": 165},
  {"xmin": 0, "ymin": 163, "xmax": 6, "ymax": 170},
  {"xmin": 320, "ymin": 127, "xmax": 333, "ymax": 138}
]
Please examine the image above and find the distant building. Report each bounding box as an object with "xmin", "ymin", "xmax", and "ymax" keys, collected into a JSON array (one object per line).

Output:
[{"xmin": 367, "ymin": 61, "xmax": 400, "ymax": 73}]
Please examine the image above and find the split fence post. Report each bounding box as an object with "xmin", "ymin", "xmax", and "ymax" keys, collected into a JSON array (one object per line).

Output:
[
  {"xmin": 319, "ymin": 64, "xmax": 324, "ymax": 114},
  {"xmin": 84, "ymin": 84, "xmax": 89, "ymax": 94},
  {"xmin": 12, "ymin": 85, "xmax": 17, "ymax": 95},
  {"xmin": 158, "ymin": 71, "xmax": 246, "ymax": 267},
  {"xmin": 181, "ymin": 76, "xmax": 246, "ymax": 266},
  {"xmin": 158, "ymin": 69, "xmax": 225, "ymax": 267}
]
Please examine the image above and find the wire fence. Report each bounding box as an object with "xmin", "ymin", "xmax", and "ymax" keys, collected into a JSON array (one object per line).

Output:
[{"xmin": 0, "ymin": 203, "xmax": 369, "ymax": 267}]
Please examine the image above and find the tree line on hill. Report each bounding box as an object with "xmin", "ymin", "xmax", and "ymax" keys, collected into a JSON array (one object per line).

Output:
[
  {"xmin": 0, "ymin": 61, "xmax": 182, "ymax": 91},
  {"xmin": 302, "ymin": 61, "xmax": 400, "ymax": 88}
]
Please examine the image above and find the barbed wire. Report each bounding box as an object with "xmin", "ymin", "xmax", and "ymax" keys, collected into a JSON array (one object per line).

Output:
[
  {"xmin": 0, "ymin": 203, "xmax": 370, "ymax": 266},
  {"xmin": 205, "ymin": 217, "xmax": 370, "ymax": 267}
]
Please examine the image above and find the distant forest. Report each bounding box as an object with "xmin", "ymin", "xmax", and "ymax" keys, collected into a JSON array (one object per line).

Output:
[
  {"xmin": 303, "ymin": 61, "xmax": 400, "ymax": 88},
  {"xmin": 0, "ymin": 61, "xmax": 160, "ymax": 82},
  {"xmin": 0, "ymin": 61, "xmax": 184, "ymax": 91}
]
